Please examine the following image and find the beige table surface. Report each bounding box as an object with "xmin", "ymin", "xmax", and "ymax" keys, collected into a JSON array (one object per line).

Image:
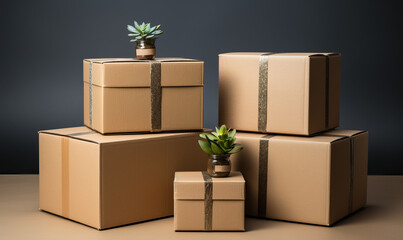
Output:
[{"xmin": 0, "ymin": 175, "xmax": 402, "ymax": 240}]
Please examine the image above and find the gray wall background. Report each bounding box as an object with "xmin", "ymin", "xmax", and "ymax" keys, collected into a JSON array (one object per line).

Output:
[{"xmin": 1, "ymin": 0, "xmax": 402, "ymax": 174}]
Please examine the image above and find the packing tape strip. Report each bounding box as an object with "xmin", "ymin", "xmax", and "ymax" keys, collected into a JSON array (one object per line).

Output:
[
  {"xmin": 61, "ymin": 137, "xmax": 70, "ymax": 217},
  {"xmin": 258, "ymin": 135, "xmax": 274, "ymax": 218},
  {"xmin": 324, "ymin": 132, "xmax": 366, "ymax": 214},
  {"xmin": 60, "ymin": 130, "xmax": 96, "ymax": 217},
  {"xmin": 258, "ymin": 53, "xmax": 273, "ymax": 132},
  {"xmin": 149, "ymin": 58, "xmax": 196, "ymax": 131},
  {"xmin": 202, "ymin": 171, "xmax": 213, "ymax": 231},
  {"xmin": 325, "ymin": 55, "xmax": 330, "ymax": 129},
  {"xmin": 89, "ymin": 60, "xmax": 93, "ymax": 127},
  {"xmin": 150, "ymin": 62, "xmax": 162, "ymax": 131}
]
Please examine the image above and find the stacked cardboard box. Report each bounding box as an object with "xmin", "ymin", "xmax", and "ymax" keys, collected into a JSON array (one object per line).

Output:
[
  {"xmin": 174, "ymin": 171, "xmax": 245, "ymax": 231},
  {"xmin": 39, "ymin": 58, "xmax": 207, "ymax": 229},
  {"xmin": 39, "ymin": 52, "xmax": 368, "ymax": 231},
  {"xmin": 219, "ymin": 52, "xmax": 368, "ymax": 226}
]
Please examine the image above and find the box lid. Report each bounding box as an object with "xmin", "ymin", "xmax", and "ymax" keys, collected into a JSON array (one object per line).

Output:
[
  {"xmin": 174, "ymin": 171, "xmax": 245, "ymax": 200},
  {"xmin": 219, "ymin": 52, "xmax": 340, "ymax": 58},
  {"xmin": 235, "ymin": 132, "xmax": 348, "ymax": 144},
  {"xmin": 83, "ymin": 58, "xmax": 204, "ymax": 87},
  {"xmin": 323, "ymin": 129, "xmax": 368, "ymax": 137},
  {"xmin": 38, "ymin": 126, "xmax": 205, "ymax": 145}
]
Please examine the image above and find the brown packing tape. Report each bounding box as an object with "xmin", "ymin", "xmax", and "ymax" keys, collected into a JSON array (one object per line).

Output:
[
  {"xmin": 150, "ymin": 62, "xmax": 162, "ymax": 131},
  {"xmin": 325, "ymin": 55, "xmax": 330, "ymax": 129},
  {"xmin": 89, "ymin": 61, "xmax": 93, "ymax": 127},
  {"xmin": 60, "ymin": 130, "xmax": 96, "ymax": 218},
  {"xmin": 258, "ymin": 53, "xmax": 274, "ymax": 132},
  {"xmin": 202, "ymin": 171, "xmax": 213, "ymax": 231},
  {"xmin": 258, "ymin": 135, "xmax": 274, "ymax": 218},
  {"xmin": 61, "ymin": 137, "xmax": 70, "ymax": 217}
]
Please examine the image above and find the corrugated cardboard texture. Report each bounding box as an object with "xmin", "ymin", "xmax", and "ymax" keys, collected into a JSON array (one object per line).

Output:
[
  {"xmin": 231, "ymin": 130, "xmax": 368, "ymax": 226},
  {"xmin": 83, "ymin": 58, "xmax": 204, "ymax": 133},
  {"xmin": 39, "ymin": 126, "xmax": 207, "ymax": 229},
  {"xmin": 174, "ymin": 172, "xmax": 245, "ymax": 231},
  {"xmin": 219, "ymin": 52, "xmax": 340, "ymax": 136}
]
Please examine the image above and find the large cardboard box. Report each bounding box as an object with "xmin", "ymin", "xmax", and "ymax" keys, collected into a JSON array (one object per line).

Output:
[
  {"xmin": 39, "ymin": 126, "xmax": 207, "ymax": 230},
  {"xmin": 219, "ymin": 52, "xmax": 340, "ymax": 135},
  {"xmin": 231, "ymin": 130, "xmax": 368, "ymax": 226},
  {"xmin": 83, "ymin": 58, "xmax": 204, "ymax": 133},
  {"xmin": 174, "ymin": 171, "xmax": 245, "ymax": 231}
]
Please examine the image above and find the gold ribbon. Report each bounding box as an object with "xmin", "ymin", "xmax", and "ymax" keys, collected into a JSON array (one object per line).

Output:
[
  {"xmin": 258, "ymin": 135, "xmax": 274, "ymax": 218},
  {"xmin": 202, "ymin": 171, "xmax": 213, "ymax": 231}
]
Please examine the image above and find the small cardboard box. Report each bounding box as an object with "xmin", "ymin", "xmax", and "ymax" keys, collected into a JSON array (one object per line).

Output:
[
  {"xmin": 39, "ymin": 126, "xmax": 207, "ymax": 230},
  {"xmin": 83, "ymin": 58, "xmax": 204, "ymax": 134},
  {"xmin": 231, "ymin": 130, "xmax": 368, "ymax": 226},
  {"xmin": 219, "ymin": 52, "xmax": 340, "ymax": 136},
  {"xmin": 174, "ymin": 171, "xmax": 245, "ymax": 231}
]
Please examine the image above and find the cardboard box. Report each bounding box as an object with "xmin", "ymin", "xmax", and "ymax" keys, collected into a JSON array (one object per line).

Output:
[
  {"xmin": 39, "ymin": 126, "xmax": 207, "ymax": 230},
  {"xmin": 219, "ymin": 52, "xmax": 340, "ymax": 135},
  {"xmin": 83, "ymin": 58, "xmax": 204, "ymax": 133},
  {"xmin": 231, "ymin": 130, "xmax": 368, "ymax": 226},
  {"xmin": 174, "ymin": 171, "xmax": 245, "ymax": 231}
]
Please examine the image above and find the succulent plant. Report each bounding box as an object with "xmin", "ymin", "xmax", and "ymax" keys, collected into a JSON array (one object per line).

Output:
[
  {"xmin": 198, "ymin": 125, "xmax": 243, "ymax": 155},
  {"xmin": 127, "ymin": 21, "xmax": 163, "ymax": 42}
]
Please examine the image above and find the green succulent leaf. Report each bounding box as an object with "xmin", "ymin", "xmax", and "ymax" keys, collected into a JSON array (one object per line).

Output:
[
  {"xmin": 200, "ymin": 133, "xmax": 216, "ymax": 141},
  {"xmin": 229, "ymin": 129, "xmax": 236, "ymax": 138},
  {"xmin": 219, "ymin": 126, "xmax": 224, "ymax": 135},
  {"xmin": 128, "ymin": 21, "xmax": 164, "ymax": 41},
  {"xmin": 127, "ymin": 25, "xmax": 136, "ymax": 32},
  {"xmin": 146, "ymin": 24, "xmax": 151, "ymax": 32},
  {"xmin": 152, "ymin": 30, "xmax": 163, "ymax": 35},
  {"xmin": 134, "ymin": 21, "xmax": 141, "ymax": 31},
  {"xmin": 211, "ymin": 142, "xmax": 225, "ymax": 155},
  {"xmin": 149, "ymin": 26, "xmax": 156, "ymax": 32},
  {"xmin": 229, "ymin": 147, "xmax": 243, "ymax": 154},
  {"xmin": 198, "ymin": 140, "xmax": 214, "ymax": 155},
  {"xmin": 217, "ymin": 141, "xmax": 226, "ymax": 150},
  {"xmin": 211, "ymin": 132, "xmax": 219, "ymax": 138},
  {"xmin": 198, "ymin": 125, "xmax": 242, "ymax": 155}
]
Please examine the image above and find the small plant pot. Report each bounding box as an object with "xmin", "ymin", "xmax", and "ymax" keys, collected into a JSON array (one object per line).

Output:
[
  {"xmin": 207, "ymin": 154, "xmax": 231, "ymax": 177},
  {"xmin": 136, "ymin": 39, "xmax": 156, "ymax": 60}
]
